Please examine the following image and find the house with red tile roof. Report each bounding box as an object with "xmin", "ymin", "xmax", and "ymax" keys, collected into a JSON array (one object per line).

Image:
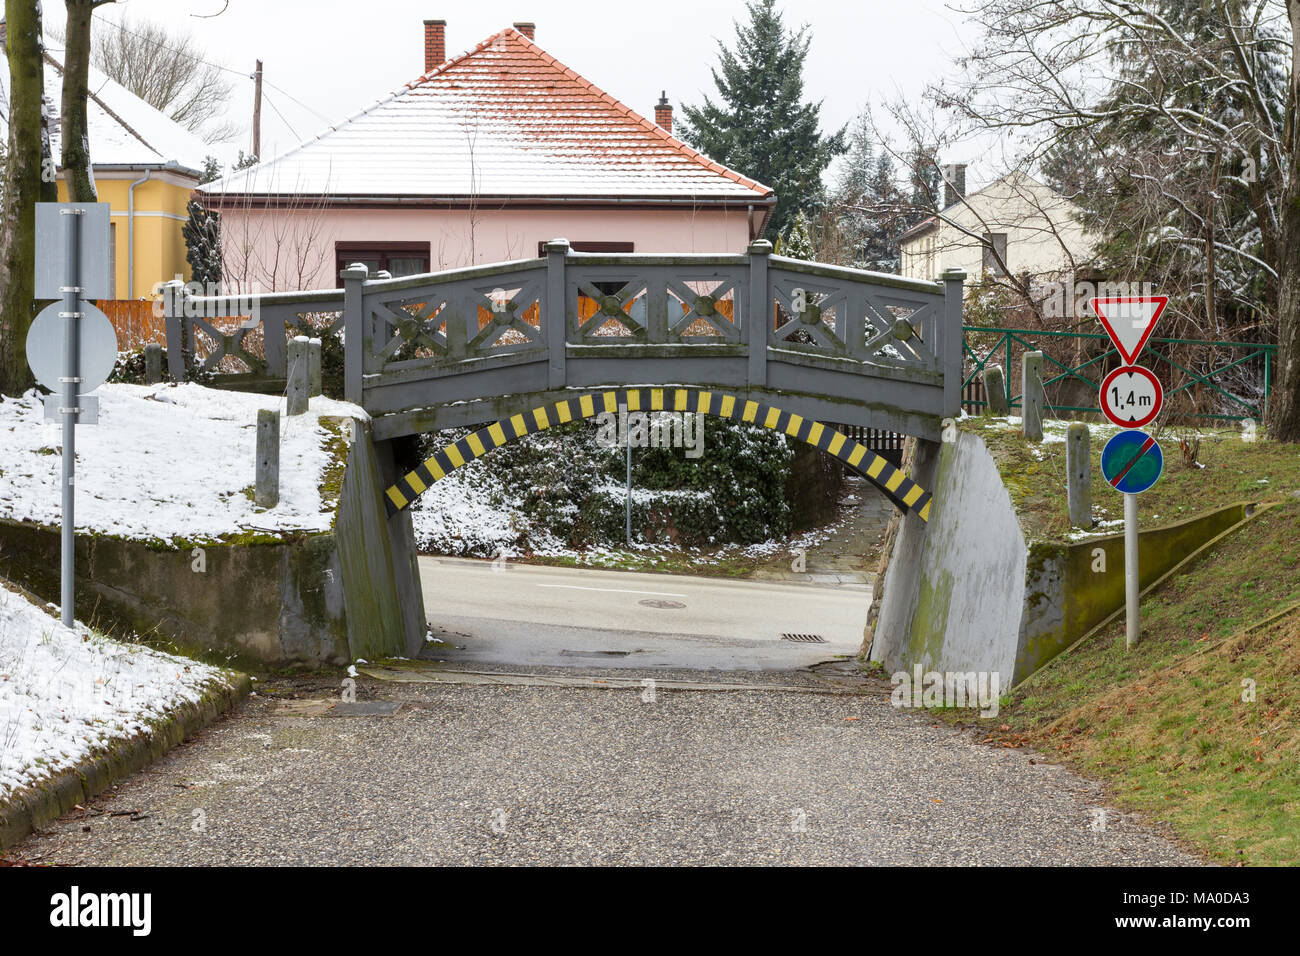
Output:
[{"xmin": 199, "ymin": 20, "xmax": 776, "ymax": 291}]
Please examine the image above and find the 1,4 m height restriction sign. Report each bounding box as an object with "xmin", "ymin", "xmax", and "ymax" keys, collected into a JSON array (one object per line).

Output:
[{"xmin": 1100, "ymin": 364, "xmax": 1163, "ymax": 428}]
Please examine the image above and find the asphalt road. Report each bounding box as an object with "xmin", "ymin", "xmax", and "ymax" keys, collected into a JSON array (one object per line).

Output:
[
  {"xmin": 5, "ymin": 563, "xmax": 1201, "ymax": 866},
  {"xmin": 420, "ymin": 557, "xmax": 870, "ymax": 669},
  {"xmin": 7, "ymin": 676, "xmax": 1201, "ymax": 866}
]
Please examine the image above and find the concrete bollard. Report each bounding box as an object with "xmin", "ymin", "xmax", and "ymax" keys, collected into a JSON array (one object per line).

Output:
[
  {"xmin": 255, "ymin": 408, "xmax": 280, "ymax": 509},
  {"xmin": 1022, "ymin": 351, "xmax": 1044, "ymax": 441},
  {"xmin": 287, "ymin": 336, "xmax": 310, "ymax": 416},
  {"xmin": 983, "ymin": 365, "xmax": 1009, "ymax": 416},
  {"xmin": 308, "ymin": 338, "xmax": 322, "ymax": 398},
  {"xmin": 1066, "ymin": 422, "xmax": 1092, "ymax": 527},
  {"xmin": 144, "ymin": 343, "xmax": 163, "ymax": 384}
]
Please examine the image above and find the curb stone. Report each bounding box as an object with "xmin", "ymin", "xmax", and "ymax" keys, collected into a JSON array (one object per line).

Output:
[{"xmin": 0, "ymin": 672, "xmax": 253, "ymax": 851}]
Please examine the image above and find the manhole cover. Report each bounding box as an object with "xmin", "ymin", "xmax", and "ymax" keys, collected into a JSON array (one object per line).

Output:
[
  {"xmin": 781, "ymin": 633, "xmax": 828, "ymax": 644},
  {"xmin": 638, "ymin": 599, "xmax": 686, "ymax": 609}
]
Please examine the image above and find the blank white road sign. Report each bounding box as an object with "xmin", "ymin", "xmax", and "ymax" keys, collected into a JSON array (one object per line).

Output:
[
  {"xmin": 34, "ymin": 202, "xmax": 113, "ymax": 300},
  {"xmin": 25, "ymin": 301, "xmax": 119, "ymax": 394}
]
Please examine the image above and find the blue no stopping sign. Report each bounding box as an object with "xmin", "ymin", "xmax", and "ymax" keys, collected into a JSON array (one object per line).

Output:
[{"xmin": 1101, "ymin": 430, "xmax": 1163, "ymax": 494}]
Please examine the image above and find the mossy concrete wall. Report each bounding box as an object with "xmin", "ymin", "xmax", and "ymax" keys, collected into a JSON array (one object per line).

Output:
[
  {"xmin": 0, "ymin": 515, "xmax": 351, "ymax": 665},
  {"xmin": 870, "ymin": 429, "xmax": 1254, "ymax": 687},
  {"xmin": 0, "ymin": 418, "xmax": 424, "ymax": 666},
  {"xmin": 0, "ymin": 518, "xmax": 350, "ymax": 665},
  {"xmin": 1014, "ymin": 501, "xmax": 1251, "ymax": 683},
  {"xmin": 335, "ymin": 421, "xmax": 426, "ymax": 659},
  {"xmin": 871, "ymin": 432, "xmax": 1028, "ymax": 684}
]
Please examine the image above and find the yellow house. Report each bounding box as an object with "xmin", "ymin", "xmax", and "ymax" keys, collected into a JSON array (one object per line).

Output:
[{"xmin": 1, "ymin": 41, "xmax": 224, "ymax": 303}]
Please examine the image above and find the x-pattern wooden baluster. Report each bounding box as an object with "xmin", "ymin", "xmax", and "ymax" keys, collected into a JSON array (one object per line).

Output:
[
  {"xmin": 372, "ymin": 298, "xmax": 449, "ymax": 362},
  {"xmin": 574, "ymin": 279, "xmax": 647, "ymax": 340},
  {"xmin": 863, "ymin": 299, "xmax": 934, "ymax": 365},
  {"xmin": 466, "ymin": 280, "xmax": 543, "ymax": 354},
  {"xmin": 771, "ymin": 282, "xmax": 847, "ymax": 354},
  {"xmin": 666, "ymin": 278, "xmax": 740, "ymax": 342}
]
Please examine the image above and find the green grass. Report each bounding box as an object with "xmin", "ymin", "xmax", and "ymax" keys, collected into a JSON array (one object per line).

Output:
[
  {"xmin": 956, "ymin": 497, "xmax": 1300, "ymax": 865},
  {"xmin": 966, "ymin": 415, "xmax": 1300, "ymax": 542}
]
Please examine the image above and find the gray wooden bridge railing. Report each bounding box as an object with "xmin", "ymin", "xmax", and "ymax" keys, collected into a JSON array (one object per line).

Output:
[{"xmin": 165, "ymin": 240, "xmax": 966, "ymax": 442}]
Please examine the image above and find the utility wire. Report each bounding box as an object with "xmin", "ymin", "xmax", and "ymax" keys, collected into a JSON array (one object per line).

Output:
[
  {"xmin": 264, "ymin": 80, "xmax": 333, "ymax": 124},
  {"xmin": 92, "ymin": 13, "xmax": 326, "ymax": 140},
  {"xmin": 93, "ymin": 14, "xmax": 249, "ymax": 82},
  {"xmin": 258, "ymin": 88, "xmax": 301, "ymax": 142}
]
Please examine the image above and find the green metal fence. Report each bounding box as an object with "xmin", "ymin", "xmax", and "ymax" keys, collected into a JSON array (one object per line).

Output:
[{"xmin": 962, "ymin": 327, "xmax": 1276, "ymax": 425}]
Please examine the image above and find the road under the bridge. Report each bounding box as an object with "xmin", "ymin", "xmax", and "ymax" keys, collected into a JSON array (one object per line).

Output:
[{"xmin": 419, "ymin": 557, "xmax": 872, "ymax": 671}]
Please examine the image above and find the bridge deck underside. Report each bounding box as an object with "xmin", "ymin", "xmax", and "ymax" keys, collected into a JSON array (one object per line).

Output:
[
  {"xmin": 380, "ymin": 384, "xmax": 935, "ymax": 522},
  {"xmin": 365, "ymin": 352, "xmax": 945, "ymax": 442}
]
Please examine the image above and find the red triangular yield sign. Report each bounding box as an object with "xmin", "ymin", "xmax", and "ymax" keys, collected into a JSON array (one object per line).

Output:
[{"xmin": 1091, "ymin": 296, "xmax": 1167, "ymax": 365}]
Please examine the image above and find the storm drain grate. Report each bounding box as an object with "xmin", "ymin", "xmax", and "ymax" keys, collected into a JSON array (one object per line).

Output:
[{"xmin": 781, "ymin": 633, "xmax": 828, "ymax": 644}]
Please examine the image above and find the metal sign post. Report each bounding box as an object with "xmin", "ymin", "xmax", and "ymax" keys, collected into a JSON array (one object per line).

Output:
[
  {"xmin": 1124, "ymin": 492, "xmax": 1139, "ymax": 648},
  {"xmin": 25, "ymin": 202, "xmax": 115, "ymax": 629},
  {"xmin": 1100, "ymin": 428, "xmax": 1165, "ymax": 648},
  {"xmin": 1093, "ymin": 294, "xmax": 1169, "ymax": 651},
  {"xmin": 626, "ymin": 424, "xmax": 633, "ymax": 547},
  {"xmin": 59, "ymin": 209, "xmax": 82, "ymax": 628}
]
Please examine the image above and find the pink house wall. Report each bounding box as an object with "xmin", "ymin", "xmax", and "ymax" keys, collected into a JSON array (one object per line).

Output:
[{"xmin": 215, "ymin": 203, "xmax": 755, "ymax": 292}]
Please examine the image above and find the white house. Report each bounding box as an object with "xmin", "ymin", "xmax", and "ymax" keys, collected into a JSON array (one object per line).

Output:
[{"xmin": 899, "ymin": 168, "xmax": 1092, "ymax": 284}]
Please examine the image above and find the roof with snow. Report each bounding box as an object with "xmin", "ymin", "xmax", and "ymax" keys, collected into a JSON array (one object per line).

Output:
[
  {"xmin": 0, "ymin": 47, "xmax": 219, "ymax": 176},
  {"xmin": 203, "ymin": 27, "xmax": 774, "ymax": 204}
]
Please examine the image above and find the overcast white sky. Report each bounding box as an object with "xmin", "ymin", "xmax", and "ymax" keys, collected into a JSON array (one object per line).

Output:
[{"xmin": 79, "ymin": 0, "xmax": 981, "ymax": 180}]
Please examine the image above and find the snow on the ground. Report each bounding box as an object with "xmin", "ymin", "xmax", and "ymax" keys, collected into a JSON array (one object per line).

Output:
[
  {"xmin": 410, "ymin": 448, "xmax": 867, "ymax": 567},
  {"xmin": 410, "ymin": 454, "xmax": 543, "ymax": 557},
  {"xmin": 0, "ymin": 383, "xmax": 362, "ymax": 541},
  {"xmin": 0, "ymin": 583, "xmax": 233, "ymax": 800}
]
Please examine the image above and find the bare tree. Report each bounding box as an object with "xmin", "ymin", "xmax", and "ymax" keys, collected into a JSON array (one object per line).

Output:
[
  {"xmin": 214, "ymin": 166, "xmax": 334, "ymax": 294},
  {"xmin": 0, "ymin": 0, "xmax": 59, "ymax": 396},
  {"xmin": 90, "ymin": 14, "xmax": 238, "ymax": 143},
  {"xmin": 1275, "ymin": 0, "xmax": 1300, "ymax": 440},
  {"xmin": 929, "ymin": 0, "xmax": 1299, "ymax": 438},
  {"xmin": 60, "ymin": 0, "xmax": 117, "ymax": 201}
]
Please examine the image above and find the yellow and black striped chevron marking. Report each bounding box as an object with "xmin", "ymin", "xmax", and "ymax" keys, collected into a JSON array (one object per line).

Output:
[{"xmin": 383, "ymin": 388, "xmax": 933, "ymax": 522}]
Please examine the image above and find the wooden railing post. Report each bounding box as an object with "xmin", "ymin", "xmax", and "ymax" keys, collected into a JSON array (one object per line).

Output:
[
  {"xmin": 1066, "ymin": 422, "xmax": 1091, "ymax": 527},
  {"xmin": 287, "ymin": 337, "xmax": 310, "ymax": 416},
  {"xmin": 544, "ymin": 238, "xmax": 569, "ymax": 390},
  {"xmin": 746, "ymin": 239, "xmax": 772, "ymax": 388},
  {"xmin": 1022, "ymin": 350, "xmax": 1045, "ymax": 441},
  {"xmin": 162, "ymin": 279, "xmax": 187, "ymax": 382},
  {"xmin": 261, "ymin": 303, "xmax": 287, "ymax": 378},
  {"xmin": 341, "ymin": 263, "xmax": 368, "ymax": 406},
  {"xmin": 983, "ymin": 365, "xmax": 1010, "ymax": 415},
  {"xmin": 940, "ymin": 268, "xmax": 967, "ymax": 418}
]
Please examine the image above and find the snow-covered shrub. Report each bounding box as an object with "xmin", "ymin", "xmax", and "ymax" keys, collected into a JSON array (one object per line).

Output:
[{"xmin": 409, "ymin": 416, "xmax": 796, "ymax": 554}]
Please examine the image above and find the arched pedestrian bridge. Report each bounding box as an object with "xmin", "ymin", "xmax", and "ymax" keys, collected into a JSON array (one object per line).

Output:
[
  {"xmin": 167, "ymin": 239, "xmax": 965, "ymax": 522},
  {"xmin": 164, "ymin": 241, "xmax": 965, "ymax": 659}
]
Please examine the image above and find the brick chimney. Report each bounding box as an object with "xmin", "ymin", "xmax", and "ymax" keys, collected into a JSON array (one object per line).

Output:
[
  {"xmin": 942, "ymin": 163, "xmax": 967, "ymax": 209},
  {"xmin": 655, "ymin": 92, "xmax": 673, "ymax": 135},
  {"xmin": 424, "ymin": 19, "xmax": 446, "ymax": 72},
  {"xmin": 513, "ymin": 21, "xmax": 535, "ymax": 40}
]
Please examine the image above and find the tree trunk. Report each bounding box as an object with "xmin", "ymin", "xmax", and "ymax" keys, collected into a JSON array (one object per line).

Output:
[
  {"xmin": 0, "ymin": 0, "xmax": 59, "ymax": 397},
  {"xmin": 60, "ymin": 0, "xmax": 104, "ymax": 202},
  {"xmin": 1270, "ymin": 1, "xmax": 1300, "ymax": 442}
]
